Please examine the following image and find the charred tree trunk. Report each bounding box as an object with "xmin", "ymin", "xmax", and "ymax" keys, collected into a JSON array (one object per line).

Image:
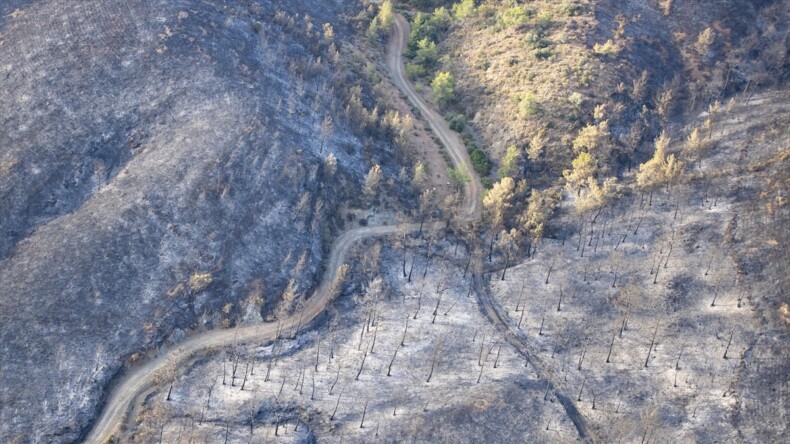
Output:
[
  {"xmin": 388, "ymin": 348, "xmax": 398, "ymax": 376},
  {"xmin": 557, "ymin": 288, "xmax": 563, "ymax": 312},
  {"xmin": 545, "ymin": 260, "xmax": 555, "ymax": 285},
  {"xmin": 330, "ymin": 388, "xmax": 344, "ymax": 420},
  {"xmin": 241, "ymin": 362, "xmax": 249, "ymax": 391},
  {"xmin": 329, "ymin": 365, "xmax": 340, "ymax": 395},
  {"xmin": 645, "ymin": 324, "xmax": 659, "ymax": 367},
  {"xmin": 356, "ymin": 350, "xmax": 368, "ymax": 381},
  {"xmin": 401, "ymin": 316, "xmax": 409, "ymax": 347},
  {"xmin": 360, "ymin": 398, "xmax": 369, "ymax": 428},
  {"xmin": 723, "ymin": 330, "xmax": 734, "ymax": 359},
  {"xmin": 606, "ymin": 330, "xmax": 617, "ymax": 363}
]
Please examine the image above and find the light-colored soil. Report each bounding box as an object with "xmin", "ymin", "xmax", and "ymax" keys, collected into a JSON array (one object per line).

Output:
[{"xmin": 387, "ymin": 14, "xmax": 483, "ymax": 220}]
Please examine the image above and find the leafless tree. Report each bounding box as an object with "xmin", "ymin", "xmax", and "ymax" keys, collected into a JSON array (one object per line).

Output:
[
  {"xmin": 427, "ymin": 339, "xmax": 443, "ymax": 382},
  {"xmin": 330, "ymin": 386, "xmax": 346, "ymax": 420},
  {"xmin": 360, "ymin": 398, "xmax": 370, "ymax": 428},
  {"xmin": 329, "ymin": 365, "xmax": 341, "ymax": 395},
  {"xmin": 606, "ymin": 329, "xmax": 617, "ymax": 364},
  {"xmin": 723, "ymin": 330, "xmax": 734, "ymax": 359},
  {"xmin": 645, "ymin": 324, "xmax": 659, "ymax": 368},
  {"xmin": 356, "ymin": 346, "xmax": 369, "ymax": 381}
]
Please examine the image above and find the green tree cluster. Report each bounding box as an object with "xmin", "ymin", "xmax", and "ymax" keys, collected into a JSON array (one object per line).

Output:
[
  {"xmin": 431, "ymin": 71, "xmax": 455, "ymax": 106},
  {"xmin": 413, "ymin": 38, "xmax": 439, "ymax": 68},
  {"xmin": 498, "ymin": 145, "xmax": 521, "ymax": 179},
  {"xmin": 514, "ymin": 92, "xmax": 540, "ymax": 117},
  {"xmin": 563, "ymin": 152, "xmax": 598, "ymax": 195},
  {"xmin": 470, "ymin": 148, "xmax": 490, "ymax": 176},
  {"xmin": 484, "ymin": 177, "xmax": 516, "ymax": 230},
  {"xmin": 572, "ymin": 121, "xmax": 610, "ymax": 155},
  {"xmin": 368, "ymin": 0, "xmax": 394, "ymax": 40},
  {"xmin": 405, "ymin": 7, "xmax": 453, "ymax": 78},
  {"xmin": 576, "ymin": 177, "xmax": 621, "ymax": 215},
  {"xmin": 497, "ymin": 6, "xmax": 534, "ymax": 28},
  {"xmin": 636, "ymin": 132, "xmax": 684, "ymax": 195},
  {"xmin": 527, "ymin": 129, "xmax": 546, "ymax": 162},
  {"xmin": 447, "ymin": 165, "xmax": 471, "ymax": 187},
  {"xmin": 452, "ymin": 0, "xmax": 477, "ymax": 20},
  {"xmin": 409, "ymin": 7, "xmax": 451, "ymax": 48},
  {"xmin": 520, "ymin": 188, "xmax": 561, "ymax": 245}
]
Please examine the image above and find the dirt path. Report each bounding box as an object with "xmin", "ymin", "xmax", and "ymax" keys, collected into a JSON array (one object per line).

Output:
[
  {"xmin": 475, "ymin": 279, "xmax": 591, "ymax": 440},
  {"xmin": 85, "ymin": 223, "xmax": 433, "ymax": 442},
  {"xmin": 84, "ymin": 15, "xmax": 481, "ymax": 443},
  {"xmin": 387, "ymin": 14, "xmax": 483, "ymax": 220}
]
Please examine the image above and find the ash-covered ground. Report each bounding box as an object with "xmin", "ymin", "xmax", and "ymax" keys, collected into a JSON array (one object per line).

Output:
[
  {"xmin": 127, "ymin": 91, "xmax": 789, "ymax": 443},
  {"xmin": 484, "ymin": 91, "xmax": 790, "ymax": 442},
  {"xmin": 0, "ymin": 1, "xmax": 410, "ymax": 442},
  {"xmin": 126, "ymin": 236, "xmax": 574, "ymax": 443}
]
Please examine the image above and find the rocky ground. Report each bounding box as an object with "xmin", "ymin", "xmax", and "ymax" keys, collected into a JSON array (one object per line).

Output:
[{"xmin": 0, "ymin": 1, "xmax": 412, "ymax": 442}]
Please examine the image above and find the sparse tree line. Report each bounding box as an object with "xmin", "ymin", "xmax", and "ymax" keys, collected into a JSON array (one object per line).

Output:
[
  {"xmin": 474, "ymin": 70, "xmax": 758, "ymax": 274},
  {"xmin": 133, "ymin": 225, "xmax": 749, "ymax": 442},
  {"xmin": 132, "ymin": 232, "xmax": 499, "ymax": 441},
  {"xmin": 481, "ymin": 140, "xmax": 759, "ymax": 441}
]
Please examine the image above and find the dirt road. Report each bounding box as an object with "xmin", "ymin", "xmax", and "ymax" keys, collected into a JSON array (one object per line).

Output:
[
  {"xmin": 388, "ymin": 13, "xmax": 590, "ymax": 441},
  {"xmin": 84, "ymin": 15, "xmax": 481, "ymax": 443},
  {"xmin": 386, "ymin": 14, "xmax": 483, "ymax": 220}
]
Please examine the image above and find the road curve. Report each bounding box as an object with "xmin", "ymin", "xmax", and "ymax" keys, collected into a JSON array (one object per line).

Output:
[
  {"xmin": 386, "ymin": 14, "xmax": 483, "ymax": 220},
  {"xmin": 85, "ymin": 223, "xmax": 423, "ymax": 442},
  {"xmin": 85, "ymin": 15, "xmax": 482, "ymax": 443}
]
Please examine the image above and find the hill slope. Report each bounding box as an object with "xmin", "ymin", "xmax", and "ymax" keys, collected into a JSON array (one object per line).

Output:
[{"xmin": 0, "ymin": 0, "xmax": 408, "ymax": 441}]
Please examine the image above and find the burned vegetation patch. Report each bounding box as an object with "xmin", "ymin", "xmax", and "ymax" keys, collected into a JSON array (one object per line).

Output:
[{"xmin": 664, "ymin": 273, "xmax": 698, "ymax": 313}]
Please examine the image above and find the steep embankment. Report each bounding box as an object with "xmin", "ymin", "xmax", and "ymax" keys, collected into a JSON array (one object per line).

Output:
[{"xmin": 420, "ymin": 0, "xmax": 787, "ymax": 183}]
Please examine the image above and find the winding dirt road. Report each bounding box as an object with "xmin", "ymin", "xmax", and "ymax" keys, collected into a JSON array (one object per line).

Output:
[
  {"xmin": 84, "ymin": 14, "xmax": 478, "ymax": 444},
  {"xmin": 87, "ymin": 14, "xmax": 592, "ymax": 443}
]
